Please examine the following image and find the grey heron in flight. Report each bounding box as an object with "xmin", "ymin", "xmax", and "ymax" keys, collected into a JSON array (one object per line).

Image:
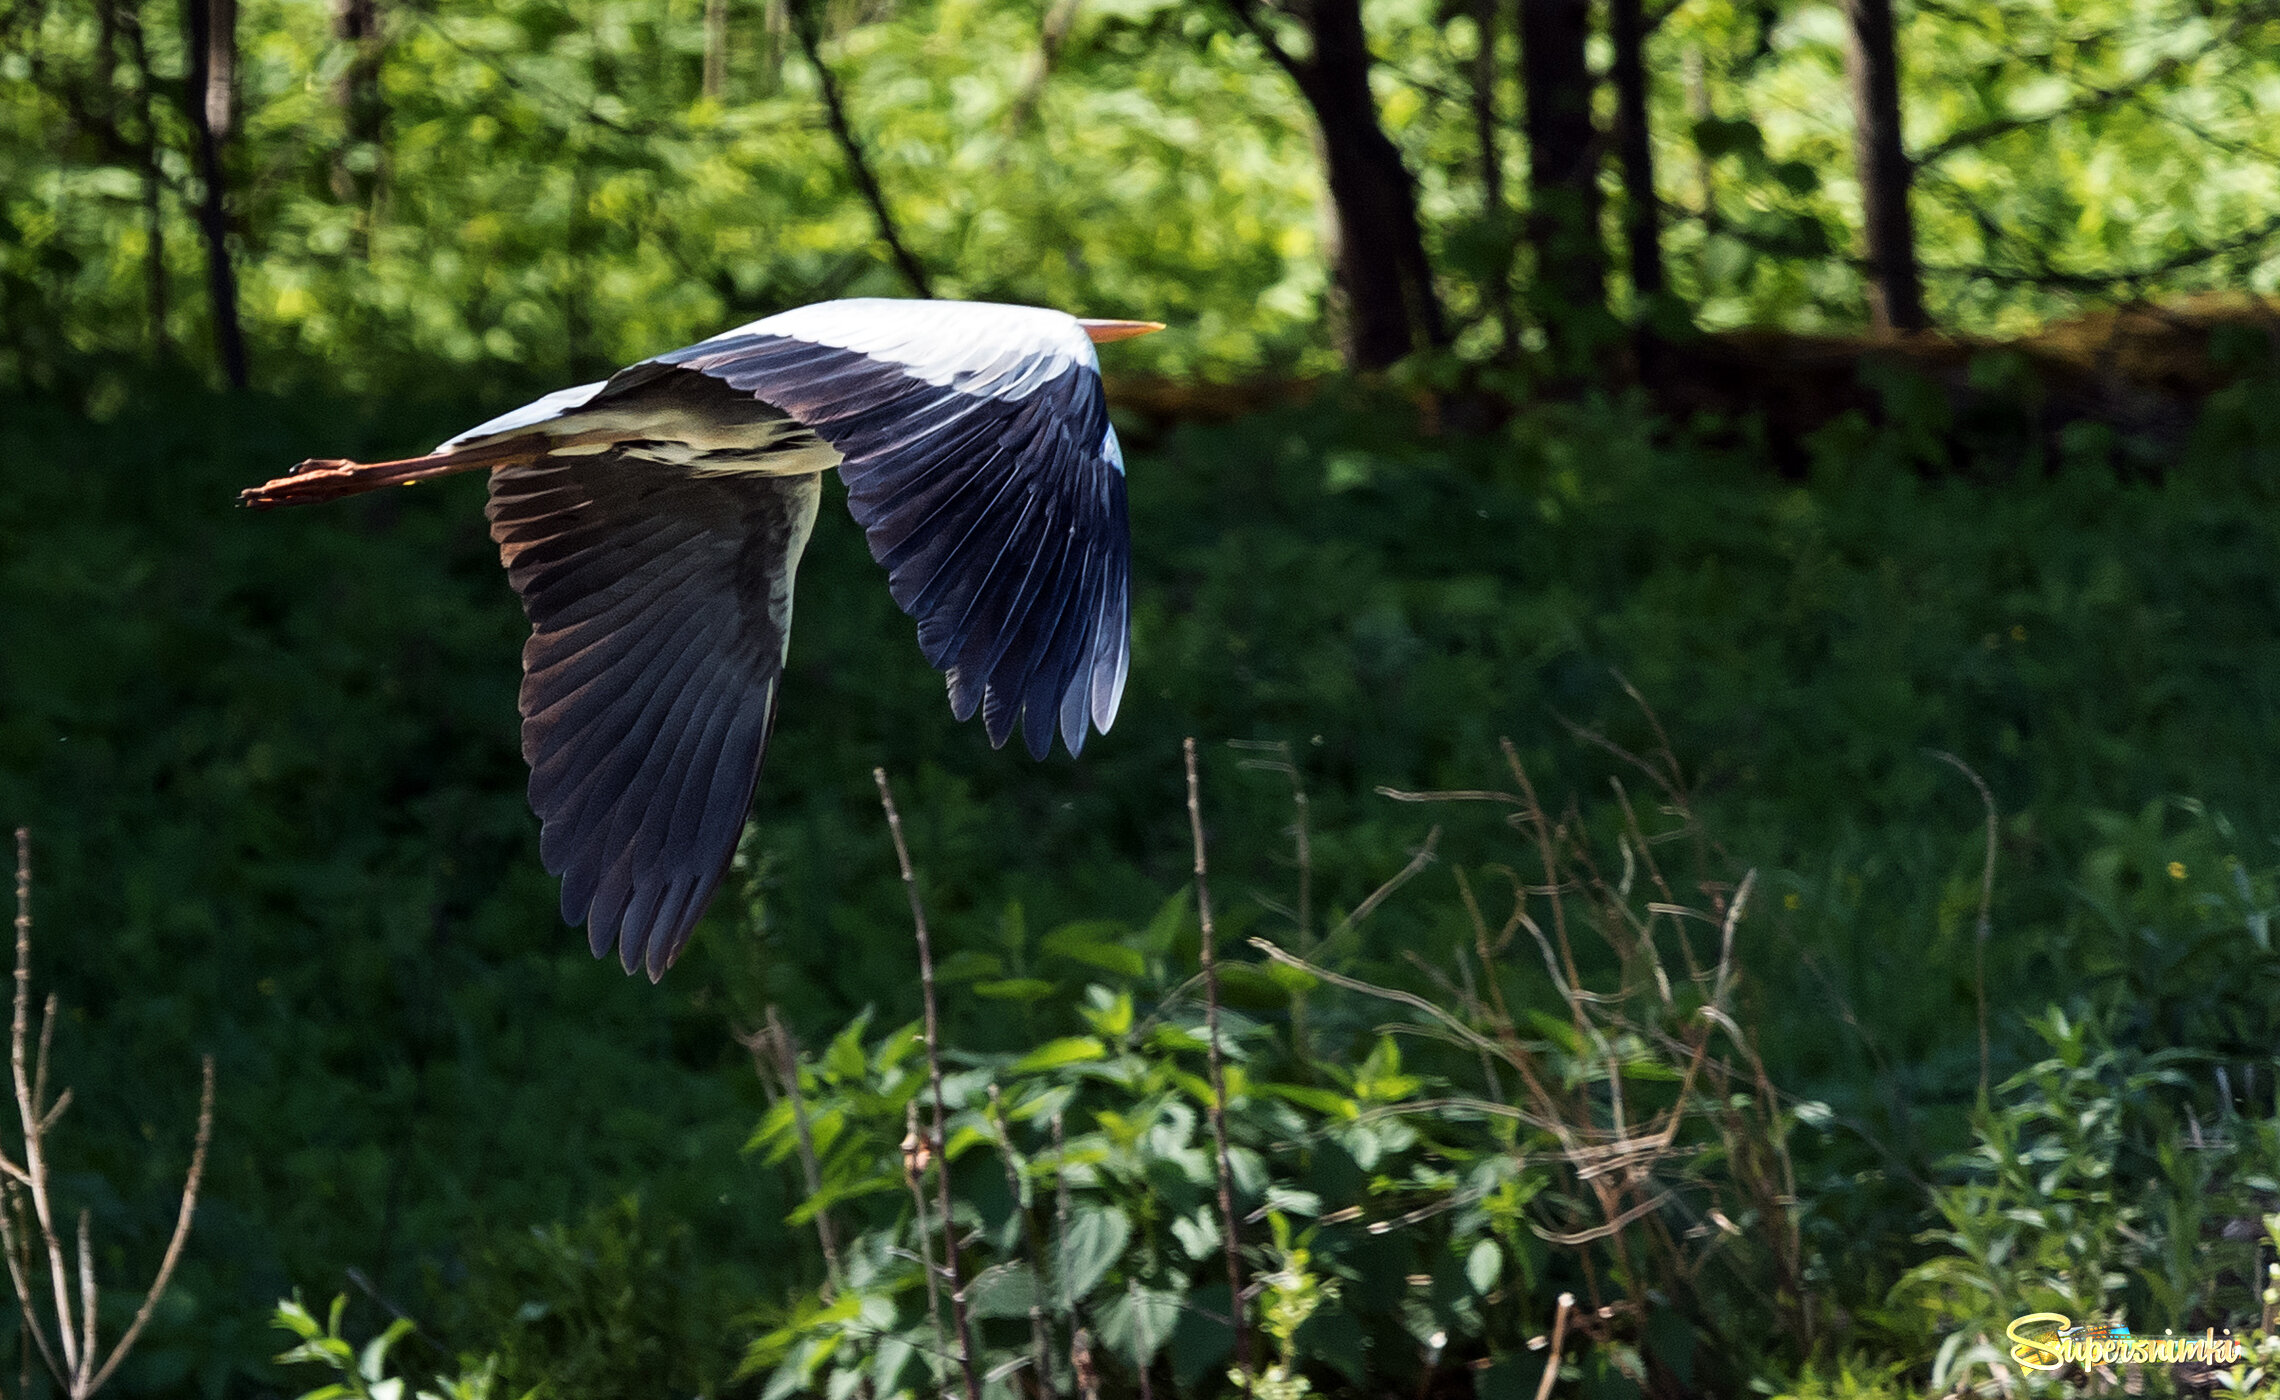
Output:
[{"xmin": 242, "ymin": 298, "xmax": 1162, "ymax": 980}]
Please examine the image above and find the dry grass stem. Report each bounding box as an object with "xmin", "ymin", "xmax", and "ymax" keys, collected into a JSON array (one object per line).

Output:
[
  {"xmin": 1928, "ymin": 748, "xmax": 2000, "ymax": 1102},
  {"xmin": 1532, "ymin": 1292, "xmax": 1576, "ymax": 1400},
  {"xmin": 1319, "ymin": 720, "xmax": 1806, "ymax": 1355}
]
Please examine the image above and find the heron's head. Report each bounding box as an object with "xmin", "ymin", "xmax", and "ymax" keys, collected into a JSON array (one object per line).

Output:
[{"xmin": 1077, "ymin": 318, "xmax": 1166, "ymax": 344}]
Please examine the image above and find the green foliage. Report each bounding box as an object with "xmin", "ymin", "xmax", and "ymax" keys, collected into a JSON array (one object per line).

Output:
[
  {"xmin": 3, "ymin": 357, "xmax": 2280, "ymax": 1389},
  {"xmin": 274, "ymin": 1296, "xmax": 523, "ymax": 1400},
  {"xmin": 1887, "ymin": 1007, "xmax": 2201, "ymax": 1390},
  {"xmin": 743, "ymin": 747, "xmax": 1817, "ymax": 1398},
  {"xmin": 5, "ymin": 0, "xmax": 2279, "ymax": 388},
  {"xmin": 437, "ymin": 1196, "xmax": 755, "ymax": 1398}
]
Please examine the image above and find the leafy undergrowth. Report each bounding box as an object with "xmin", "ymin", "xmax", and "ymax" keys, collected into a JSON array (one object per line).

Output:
[{"xmin": 2, "ymin": 360, "xmax": 2279, "ymax": 1392}]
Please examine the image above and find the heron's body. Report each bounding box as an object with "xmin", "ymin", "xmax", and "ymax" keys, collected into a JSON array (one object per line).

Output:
[{"xmin": 244, "ymin": 298, "xmax": 1157, "ymax": 979}]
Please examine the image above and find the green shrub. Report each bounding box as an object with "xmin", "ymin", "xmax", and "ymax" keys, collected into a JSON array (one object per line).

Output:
[{"xmin": 743, "ymin": 736, "xmax": 1814, "ymax": 1398}]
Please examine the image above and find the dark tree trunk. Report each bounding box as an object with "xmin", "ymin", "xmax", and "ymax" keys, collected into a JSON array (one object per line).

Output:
[
  {"xmin": 1228, "ymin": 0, "xmax": 1445, "ymax": 369},
  {"xmin": 1607, "ymin": 0, "xmax": 1662, "ymax": 299},
  {"xmin": 1517, "ymin": 0, "xmax": 1605, "ymax": 355},
  {"xmin": 184, "ymin": 0, "xmax": 249, "ymax": 387},
  {"xmin": 329, "ymin": 0, "xmax": 386, "ymax": 212},
  {"xmin": 1843, "ymin": 0, "xmax": 1925, "ymax": 331}
]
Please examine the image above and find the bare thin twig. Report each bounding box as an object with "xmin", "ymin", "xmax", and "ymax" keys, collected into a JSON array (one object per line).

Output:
[
  {"xmin": 874, "ymin": 770, "xmax": 981, "ymax": 1400},
  {"xmin": 1183, "ymin": 739, "xmax": 1252, "ymax": 1393},
  {"xmin": 13, "ymin": 832, "xmax": 79, "ymax": 1387},
  {"xmin": 8, "ymin": 830, "xmax": 215, "ymax": 1400}
]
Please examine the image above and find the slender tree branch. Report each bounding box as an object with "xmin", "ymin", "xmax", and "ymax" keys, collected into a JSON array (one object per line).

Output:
[
  {"xmin": 874, "ymin": 770, "xmax": 980, "ymax": 1400},
  {"xmin": 1215, "ymin": 0, "xmax": 1307, "ymax": 86},
  {"xmin": 794, "ymin": 4, "xmax": 935, "ymax": 297},
  {"xmin": 900, "ymin": 1099, "xmax": 948, "ymax": 1372},
  {"xmin": 1913, "ymin": 12, "xmax": 2267, "ymax": 169}
]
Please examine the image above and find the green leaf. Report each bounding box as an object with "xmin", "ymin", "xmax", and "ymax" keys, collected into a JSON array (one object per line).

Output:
[
  {"xmin": 1261, "ymin": 1081, "xmax": 1355, "ymax": 1118},
  {"xmin": 1054, "ymin": 1204, "xmax": 1133, "ymax": 1307},
  {"xmin": 935, "ymin": 949, "xmax": 1005, "ymax": 983},
  {"xmin": 1139, "ymin": 890, "xmax": 1193, "ymax": 955},
  {"xmin": 1465, "ymin": 1238, "xmax": 1503, "ymax": 1295},
  {"xmin": 974, "ymin": 978, "xmax": 1055, "ymax": 1002},
  {"xmin": 1011, "ymin": 1036, "xmax": 1108, "ymax": 1073},
  {"xmin": 966, "ymin": 1261, "xmax": 1041, "ymax": 1319},
  {"xmin": 1524, "ymin": 1010, "xmax": 1585, "ymax": 1056},
  {"xmin": 359, "ymin": 1319, "xmax": 413, "ymax": 1384},
  {"xmin": 1210, "ymin": 962, "xmax": 1289, "ymax": 1010},
  {"xmin": 1098, "ymin": 1282, "xmax": 1185, "ymax": 1366},
  {"xmin": 1080, "ymin": 987, "xmax": 1135, "ymax": 1039},
  {"xmin": 1170, "ymin": 1208, "xmax": 1219, "ymax": 1260},
  {"xmin": 1042, "ymin": 922, "xmax": 1147, "ymax": 978},
  {"xmin": 1617, "ymin": 1059, "xmax": 1682, "ymax": 1083},
  {"xmin": 822, "ymin": 1016, "xmax": 872, "ymax": 1082}
]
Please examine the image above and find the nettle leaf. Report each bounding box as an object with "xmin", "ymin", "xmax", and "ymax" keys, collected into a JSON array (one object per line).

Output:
[
  {"xmin": 762, "ymin": 1335, "xmax": 836, "ymax": 1400},
  {"xmin": 1170, "ymin": 1207, "xmax": 1220, "ymax": 1260},
  {"xmin": 872, "ymin": 1335, "xmax": 917, "ymax": 1395},
  {"xmin": 1054, "ymin": 1204, "xmax": 1134, "ymax": 1307},
  {"xmin": 966, "ymin": 1261, "xmax": 1041, "ymax": 1319},
  {"xmin": 1098, "ymin": 1282, "xmax": 1185, "ymax": 1366}
]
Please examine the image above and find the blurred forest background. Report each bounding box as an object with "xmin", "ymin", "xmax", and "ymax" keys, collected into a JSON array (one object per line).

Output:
[{"xmin": 5, "ymin": 0, "xmax": 2280, "ymax": 1394}]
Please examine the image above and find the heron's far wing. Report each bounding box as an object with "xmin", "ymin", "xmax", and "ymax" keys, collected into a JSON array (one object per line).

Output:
[
  {"xmin": 648, "ymin": 302, "xmax": 1131, "ymax": 760},
  {"xmin": 485, "ymin": 452, "xmax": 821, "ymax": 980},
  {"xmin": 440, "ymin": 380, "xmax": 608, "ymax": 452}
]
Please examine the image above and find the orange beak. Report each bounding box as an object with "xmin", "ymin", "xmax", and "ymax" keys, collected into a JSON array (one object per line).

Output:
[{"xmin": 1077, "ymin": 318, "xmax": 1167, "ymax": 344}]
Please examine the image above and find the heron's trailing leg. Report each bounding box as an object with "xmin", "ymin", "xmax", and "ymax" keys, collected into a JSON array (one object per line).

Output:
[{"xmin": 237, "ymin": 438, "xmax": 534, "ymax": 509}]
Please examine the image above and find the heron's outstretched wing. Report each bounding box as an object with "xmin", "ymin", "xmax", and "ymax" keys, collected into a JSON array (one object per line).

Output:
[
  {"xmin": 485, "ymin": 453, "xmax": 820, "ymax": 980},
  {"xmin": 636, "ymin": 300, "xmax": 1131, "ymax": 760}
]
